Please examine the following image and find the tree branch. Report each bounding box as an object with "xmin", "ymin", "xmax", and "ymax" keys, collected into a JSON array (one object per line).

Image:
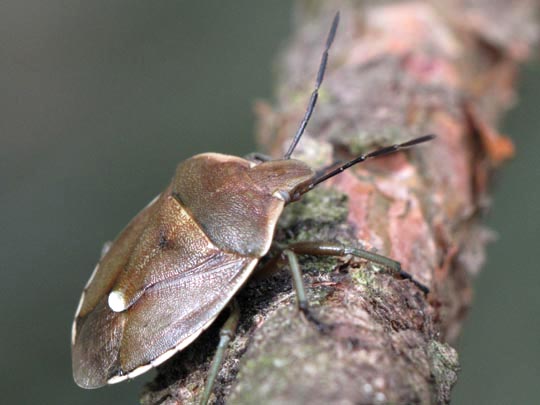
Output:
[{"xmin": 141, "ymin": 1, "xmax": 538, "ymax": 403}]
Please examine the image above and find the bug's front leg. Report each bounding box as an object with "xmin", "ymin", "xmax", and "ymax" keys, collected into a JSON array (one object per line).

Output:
[
  {"xmin": 259, "ymin": 240, "xmax": 429, "ymax": 336},
  {"xmin": 286, "ymin": 241, "xmax": 430, "ymax": 295}
]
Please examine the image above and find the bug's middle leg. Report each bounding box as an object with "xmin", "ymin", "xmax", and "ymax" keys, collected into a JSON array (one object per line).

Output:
[
  {"xmin": 254, "ymin": 249, "xmax": 331, "ymax": 332},
  {"xmin": 282, "ymin": 249, "xmax": 332, "ymax": 332}
]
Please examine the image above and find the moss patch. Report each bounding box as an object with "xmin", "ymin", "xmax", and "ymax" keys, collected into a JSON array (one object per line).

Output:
[
  {"xmin": 279, "ymin": 187, "xmax": 349, "ymax": 229},
  {"xmin": 428, "ymin": 340, "xmax": 460, "ymax": 404}
]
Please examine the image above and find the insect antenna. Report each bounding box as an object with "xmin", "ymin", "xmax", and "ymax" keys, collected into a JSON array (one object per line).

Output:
[
  {"xmin": 284, "ymin": 11, "xmax": 340, "ymax": 159},
  {"xmin": 294, "ymin": 134, "xmax": 436, "ymax": 198}
]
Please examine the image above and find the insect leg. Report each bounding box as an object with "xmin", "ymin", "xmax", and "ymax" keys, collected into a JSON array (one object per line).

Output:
[
  {"xmin": 286, "ymin": 241, "xmax": 429, "ymax": 294},
  {"xmin": 283, "ymin": 249, "xmax": 332, "ymax": 333},
  {"xmin": 199, "ymin": 299, "xmax": 241, "ymax": 405}
]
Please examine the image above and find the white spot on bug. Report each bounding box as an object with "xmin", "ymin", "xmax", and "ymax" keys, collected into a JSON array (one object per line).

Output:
[
  {"xmin": 150, "ymin": 346, "xmax": 178, "ymax": 367},
  {"xmin": 71, "ymin": 319, "xmax": 78, "ymax": 346},
  {"xmin": 144, "ymin": 194, "xmax": 160, "ymax": 209},
  {"xmin": 107, "ymin": 374, "xmax": 129, "ymax": 385},
  {"xmin": 108, "ymin": 314, "xmax": 222, "ymax": 385},
  {"xmin": 74, "ymin": 292, "xmax": 85, "ymax": 318},
  {"xmin": 83, "ymin": 263, "xmax": 100, "ymax": 290},
  {"xmin": 72, "ymin": 263, "xmax": 101, "ymax": 345},
  {"xmin": 108, "ymin": 290, "xmax": 128, "ymax": 312},
  {"xmin": 272, "ymin": 190, "xmax": 290, "ymax": 203},
  {"xmin": 126, "ymin": 363, "xmax": 153, "ymax": 379},
  {"xmin": 100, "ymin": 241, "xmax": 113, "ymax": 258},
  {"xmin": 71, "ymin": 289, "xmax": 87, "ymax": 345}
]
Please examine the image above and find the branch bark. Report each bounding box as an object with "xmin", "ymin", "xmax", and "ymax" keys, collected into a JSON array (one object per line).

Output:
[{"xmin": 141, "ymin": 1, "xmax": 538, "ymax": 403}]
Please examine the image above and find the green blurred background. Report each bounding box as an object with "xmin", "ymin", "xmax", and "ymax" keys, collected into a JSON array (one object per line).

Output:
[{"xmin": 1, "ymin": 2, "xmax": 538, "ymax": 404}]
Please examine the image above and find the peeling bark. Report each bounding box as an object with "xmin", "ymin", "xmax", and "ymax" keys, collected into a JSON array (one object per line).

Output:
[{"xmin": 141, "ymin": 1, "xmax": 538, "ymax": 404}]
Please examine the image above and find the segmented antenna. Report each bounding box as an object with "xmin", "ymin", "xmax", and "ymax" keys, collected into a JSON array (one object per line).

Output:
[
  {"xmin": 284, "ymin": 12, "xmax": 340, "ymax": 159},
  {"xmin": 295, "ymin": 134, "xmax": 436, "ymax": 197}
]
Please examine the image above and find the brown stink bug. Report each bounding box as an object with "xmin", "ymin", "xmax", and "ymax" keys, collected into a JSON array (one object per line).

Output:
[{"xmin": 71, "ymin": 12, "xmax": 433, "ymax": 404}]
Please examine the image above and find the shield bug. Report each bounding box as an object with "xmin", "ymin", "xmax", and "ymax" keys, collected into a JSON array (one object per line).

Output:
[{"xmin": 71, "ymin": 12, "xmax": 433, "ymax": 404}]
